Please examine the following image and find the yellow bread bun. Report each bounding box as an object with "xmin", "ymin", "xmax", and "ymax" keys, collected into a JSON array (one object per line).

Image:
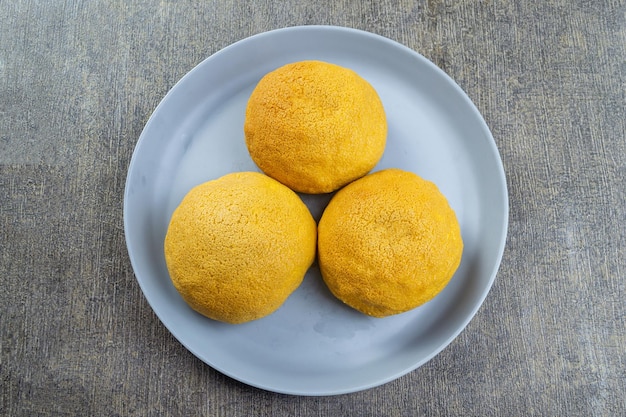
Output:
[
  {"xmin": 244, "ymin": 60, "xmax": 387, "ymax": 194},
  {"xmin": 317, "ymin": 169, "xmax": 463, "ymax": 317},
  {"xmin": 164, "ymin": 172, "xmax": 317, "ymax": 324}
]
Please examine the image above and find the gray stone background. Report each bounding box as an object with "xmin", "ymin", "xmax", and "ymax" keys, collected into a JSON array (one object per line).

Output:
[{"xmin": 1, "ymin": 1, "xmax": 624, "ymax": 416}]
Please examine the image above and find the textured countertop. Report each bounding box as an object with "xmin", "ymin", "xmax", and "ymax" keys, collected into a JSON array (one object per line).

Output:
[{"xmin": 1, "ymin": 1, "xmax": 624, "ymax": 415}]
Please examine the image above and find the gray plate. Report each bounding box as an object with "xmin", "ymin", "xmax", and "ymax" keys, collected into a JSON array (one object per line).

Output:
[{"xmin": 124, "ymin": 26, "xmax": 508, "ymax": 396}]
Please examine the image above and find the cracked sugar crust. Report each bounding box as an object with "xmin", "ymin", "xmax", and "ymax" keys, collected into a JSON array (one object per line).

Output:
[
  {"xmin": 317, "ymin": 169, "xmax": 463, "ymax": 318},
  {"xmin": 244, "ymin": 60, "xmax": 387, "ymax": 194},
  {"xmin": 164, "ymin": 172, "xmax": 317, "ymax": 324}
]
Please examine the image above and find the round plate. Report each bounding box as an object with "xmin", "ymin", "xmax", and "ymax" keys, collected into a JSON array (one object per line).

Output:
[{"xmin": 124, "ymin": 26, "xmax": 508, "ymax": 396}]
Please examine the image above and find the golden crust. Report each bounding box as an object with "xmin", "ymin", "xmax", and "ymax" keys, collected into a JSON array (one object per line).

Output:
[
  {"xmin": 317, "ymin": 169, "xmax": 463, "ymax": 317},
  {"xmin": 244, "ymin": 60, "xmax": 387, "ymax": 194},
  {"xmin": 164, "ymin": 172, "xmax": 317, "ymax": 324}
]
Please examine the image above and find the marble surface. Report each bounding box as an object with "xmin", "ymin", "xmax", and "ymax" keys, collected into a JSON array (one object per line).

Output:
[{"xmin": 1, "ymin": 1, "xmax": 624, "ymax": 415}]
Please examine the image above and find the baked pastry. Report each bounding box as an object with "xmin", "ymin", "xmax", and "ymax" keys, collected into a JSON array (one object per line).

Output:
[
  {"xmin": 317, "ymin": 169, "xmax": 463, "ymax": 317},
  {"xmin": 244, "ymin": 60, "xmax": 387, "ymax": 194},
  {"xmin": 164, "ymin": 172, "xmax": 317, "ymax": 324}
]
